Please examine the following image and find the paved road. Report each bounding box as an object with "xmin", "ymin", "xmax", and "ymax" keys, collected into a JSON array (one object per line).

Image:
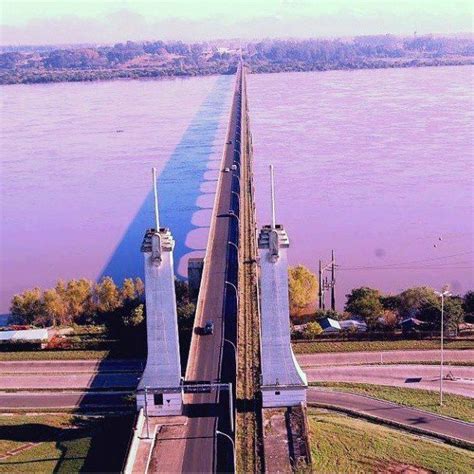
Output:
[
  {"xmin": 0, "ymin": 372, "xmax": 140, "ymax": 390},
  {"xmin": 297, "ymin": 350, "xmax": 474, "ymax": 367},
  {"xmin": 308, "ymin": 388, "xmax": 474, "ymax": 445},
  {"xmin": 305, "ymin": 364, "xmax": 474, "ymax": 397},
  {"xmin": 0, "ymin": 359, "xmax": 143, "ymax": 373},
  {"xmin": 0, "ymin": 391, "xmax": 130, "ymax": 410}
]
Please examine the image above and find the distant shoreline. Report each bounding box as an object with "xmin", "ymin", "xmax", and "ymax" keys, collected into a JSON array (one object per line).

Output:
[{"xmin": 1, "ymin": 58, "xmax": 472, "ymax": 86}]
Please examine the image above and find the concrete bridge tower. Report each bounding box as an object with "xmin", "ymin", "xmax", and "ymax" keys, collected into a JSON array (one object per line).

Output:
[
  {"xmin": 258, "ymin": 165, "xmax": 307, "ymax": 407},
  {"xmin": 136, "ymin": 168, "xmax": 182, "ymax": 416}
]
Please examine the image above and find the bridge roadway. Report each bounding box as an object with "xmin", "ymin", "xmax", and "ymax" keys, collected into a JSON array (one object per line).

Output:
[{"xmin": 149, "ymin": 65, "xmax": 243, "ymax": 473}]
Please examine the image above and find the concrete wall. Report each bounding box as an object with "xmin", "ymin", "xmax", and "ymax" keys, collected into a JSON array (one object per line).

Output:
[
  {"xmin": 261, "ymin": 387, "xmax": 307, "ymax": 408},
  {"xmin": 123, "ymin": 409, "xmax": 145, "ymax": 474},
  {"xmin": 136, "ymin": 391, "xmax": 182, "ymax": 416}
]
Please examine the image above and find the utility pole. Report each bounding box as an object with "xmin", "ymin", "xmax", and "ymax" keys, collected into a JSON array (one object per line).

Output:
[
  {"xmin": 318, "ymin": 260, "xmax": 322, "ymax": 309},
  {"xmin": 331, "ymin": 249, "xmax": 336, "ymax": 311}
]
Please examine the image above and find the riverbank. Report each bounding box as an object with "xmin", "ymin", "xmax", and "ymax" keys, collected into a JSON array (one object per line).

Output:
[{"xmin": 2, "ymin": 55, "xmax": 472, "ymax": 86}]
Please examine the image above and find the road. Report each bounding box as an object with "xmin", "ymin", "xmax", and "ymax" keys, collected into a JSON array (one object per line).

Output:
[
  {"xmin": 305, "ymin": 364, "xmax": 474, "ymax": 397},
  {"xmin": 150, "ymin": 64, "xmax": 243, "ymax": 474},
  {"xmin": 297, "ymin": 350, "xmax": 474, "ymax": 367},
  {"xmin": 0, "ymin": 359, "xmax": 143, "ymax": 373},
  {"xmin": 308, "ymin": 388, "xmax": 474, "ymax": 445},
  {"xmin": 0, "ymin": 391, "xmax": 130, "ymax": 410}
]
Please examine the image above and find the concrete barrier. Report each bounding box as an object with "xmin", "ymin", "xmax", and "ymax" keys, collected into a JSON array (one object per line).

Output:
[{"xmin": 123, "ymin": 408, "xmax": 145, "ymax": 474}]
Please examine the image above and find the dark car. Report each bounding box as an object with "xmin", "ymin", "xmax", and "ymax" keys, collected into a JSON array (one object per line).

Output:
[{"xmin": 203, "ymin": 321, "xmax": 214, "ymax": 335}]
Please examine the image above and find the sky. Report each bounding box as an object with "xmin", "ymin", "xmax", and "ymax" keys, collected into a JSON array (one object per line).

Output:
[{"xmin": 0, "ymin": 0, "xmax": 472, "ymax": 46}]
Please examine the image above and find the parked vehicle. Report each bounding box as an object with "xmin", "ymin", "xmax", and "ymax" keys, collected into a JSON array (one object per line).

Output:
[{"xmin": 203, "ymin": 321, "xmax": 214, "ymax": 335}]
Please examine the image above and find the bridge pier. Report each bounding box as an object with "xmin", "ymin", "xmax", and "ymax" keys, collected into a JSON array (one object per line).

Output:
[
  {"xmin": 258, "ymin": 168, "xmax": 307, "ymax": 408},
  {"xmin": 136, "ymin": 170, "xmax": 183, "ymax": 416}
]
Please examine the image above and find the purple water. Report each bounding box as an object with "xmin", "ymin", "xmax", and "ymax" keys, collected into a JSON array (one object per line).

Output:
[
  {"xmin": 0, "ymin": 75, "xmax": 233, "ymax": 314},
  {"xmin": 249, "ymin": 66, "xmax": 473, "ymax": 308},
  {"xmin": 0, "ymin": 66, "xmax": 472, "ymax": 314}
]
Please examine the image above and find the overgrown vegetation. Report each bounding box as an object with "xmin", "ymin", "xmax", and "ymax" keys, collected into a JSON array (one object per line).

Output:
[
  {"xmin": 310, "ymin": 382, "xmax": 474, "ymax": 422},
  {"xmin": 1, "ymin": 35, "xmax": 473, "ymax": 85},
  {"xmin": 307, "ymin": 409, "xmax": 474, "ymax": 473}
]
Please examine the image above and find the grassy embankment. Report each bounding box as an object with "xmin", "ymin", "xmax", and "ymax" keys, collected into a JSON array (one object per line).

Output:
[
  {"xmin": 0, "ymin": 413, "xmax": 134, "ymax": 473},
  {"xmin": 293, "ymin": 338, "xmax": 474, "ymax": 354},
  {"xmin": 311, "ymin": 382, "xmax": 474, "ymax": 422},
  {"xmin": 307, "ymin": 409, "xmax": 474, "ymax": 473}
]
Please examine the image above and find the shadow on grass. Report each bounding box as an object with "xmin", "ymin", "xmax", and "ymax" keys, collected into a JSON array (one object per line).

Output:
[{"xmin": 0, "ymin": 416, "xmax": 135, "ymax": 473}]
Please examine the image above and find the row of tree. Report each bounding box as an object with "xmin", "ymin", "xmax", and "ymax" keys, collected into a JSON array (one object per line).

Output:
[
  {"xmin": 1, "ymin": 35, "xmax": 472, "ymax": 84},
  {"xmin": 9, "ymin": 277, "xmax": 144, "ymax": 327},
  {"xmin": 287, "ymin": 265, "xmax": 473, "ymax": 334}
]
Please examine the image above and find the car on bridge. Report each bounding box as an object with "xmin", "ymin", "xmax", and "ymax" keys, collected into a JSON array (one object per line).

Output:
[{"xmin": 203, "ymin": 321, "xmax": 214, "ymax": 335}]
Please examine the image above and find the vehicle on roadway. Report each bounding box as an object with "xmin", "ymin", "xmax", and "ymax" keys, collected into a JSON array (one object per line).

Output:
[
  {"xmin": 203, "ymin": 321, "xmax": 214, "ymax": 335},
  {"xmin": 223, "ymin": 167, "xmax": 230, "ymax": 172}
]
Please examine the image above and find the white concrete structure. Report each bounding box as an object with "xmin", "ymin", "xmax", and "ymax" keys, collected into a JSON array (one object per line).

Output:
[
  {"xmin": 258, "ymin": 166, "xmax": 307, "ymax": 407},
  {"xmin": 136, "ymin": 168, "xmax": 183, "ymax": 416}
]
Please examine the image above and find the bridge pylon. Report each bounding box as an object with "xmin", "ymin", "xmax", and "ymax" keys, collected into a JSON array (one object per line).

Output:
[
  {"xmin": 136, "ymin": 168, "xmax": 183, "ymax": 416},
  {"xmin": 258, "ymin": 165, "xmax": 307, "ymax": 407}
]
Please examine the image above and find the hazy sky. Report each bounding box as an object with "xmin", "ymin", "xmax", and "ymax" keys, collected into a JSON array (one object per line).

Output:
[{"xmin": 1, "ymin": 0, "xmax": 472, "ymax": 46}]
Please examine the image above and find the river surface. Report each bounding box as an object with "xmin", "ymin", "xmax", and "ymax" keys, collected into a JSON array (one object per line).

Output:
[{"xmin": 1, "ymin": 66, "xmax": 473, "ymax": 314}]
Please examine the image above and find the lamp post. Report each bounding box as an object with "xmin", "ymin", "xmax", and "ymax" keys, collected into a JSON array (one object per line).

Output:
[
  {"xmin": 143, "ymin": 386, "xmax": 151, "ymax": 439},
  {"xmin": 228, "ymin": 210, "xmax": 240, "ymax": 224},
  {"xmin": 216, "ymin": 430, "xmax": 236, "ymax": 470},
  {"xmin": 228, "ymin": 241, "xmax": 239, "ymax": 253},
  {"xmin": 435, "ymin": 288, "xmax": 451, "ymax": 406},
  {"xmin": 225, "ymin": 280, "xmax": 239, "ymax": 308},
  {"xmin": 224, "ymin": 338, "xmax": 237, "ymax": 369},
  {"xmin": 231, "ymin": 191, "xmax": 240, "ymax": 208}
]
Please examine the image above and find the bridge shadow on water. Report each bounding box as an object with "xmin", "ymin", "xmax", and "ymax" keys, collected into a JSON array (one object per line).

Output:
[{"xmin": 99, "ymin": 75, "xmax": 232, "ymax": 283}]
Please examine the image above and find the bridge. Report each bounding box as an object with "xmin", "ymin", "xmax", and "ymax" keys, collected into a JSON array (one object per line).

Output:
[{"xmin": 125, "ymin": 63, "xmax": 310, "ymax": 473}]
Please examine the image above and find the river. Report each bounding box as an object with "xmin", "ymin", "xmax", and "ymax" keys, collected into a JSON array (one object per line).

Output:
[{"xmin": 0, "ymin": 66, "xmax": 472, "ymax": 314}]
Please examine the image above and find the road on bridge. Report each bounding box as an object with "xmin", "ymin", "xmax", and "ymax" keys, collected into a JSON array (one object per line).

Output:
[{"xmin": 149, "ymin": 64, "xmax": 244, "ymax": 474}]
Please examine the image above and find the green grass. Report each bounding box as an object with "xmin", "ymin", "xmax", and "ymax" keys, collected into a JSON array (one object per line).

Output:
[
  {"xmin": 0, "ymin": 413, "xmax": 134, "ymax": 473},
  {"xmin": 0, "ymin": 350, "xmax": 111, "ymax": 361},
  {"xmin": 308, "ymin": 408, "xmax": 474, "ymax": 473},
  {"xmin": 311, "ymin": 382, "xmax": 474, "ymax": 422},
  {"xmin": 293, "ymin": 338, "xmax": 474, "ymax": 354}
]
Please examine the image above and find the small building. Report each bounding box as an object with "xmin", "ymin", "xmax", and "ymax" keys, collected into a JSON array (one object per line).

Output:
[
  {"xmin": 401, "ymin": 317, "xmax": 426, "ymax": 335},
  {"xmin": 340, "ymin": 320, "xmax": 368, "ymax": 332},
  {"xmin": 0, "ymin": 328, "xmax": 50, "ymax": 348},
  {"xmin": 318, "ymin": 317, "xmax": 341, "ymax": 334}
]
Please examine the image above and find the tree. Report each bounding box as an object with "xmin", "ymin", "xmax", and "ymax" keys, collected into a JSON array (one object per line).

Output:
[
  {"xmin": 10, "ymin": 288, "xmax": 44, "ymax": 325},
  {"xmin": 463, "ymin": 291, "xmax": 474, "ymax": 319},
  {"xmin": 397, "ymin": 287, "xmax": 437, "ymax": 319},
  {"xmin": 121, "ymin": 278, "xmax": 137, "ymax": 302},
  {"xmin": 65, "ymin": 278, "xmax": 94, "ymax": 321},
  {"xmin": 43, "ymin": 288, "xmax": 68, "ymax": 326},
  {"xmin": 304, "ymin": 321, "xmax": 323, "ymax": 339},
  {"xmin": 123, "ymin": 304, "xmax": 144, "ymax": 327},
  {"xmin": 345, "ymin": 287, "xmax": 383, "ymax": 328},
  {"xmin": 134, "ymin": 277, "xmax": 145, "ymax": 298},
  {"xmin": 419, "ymin": 296, "xmax": 465, "ymax": 335},
  {"xmin": 288, "ymin": 265, "xmax": 318, "ymax": 317},
  {"xmin": 96, "ymin": 277, "xmax": 120, "ymax": 313}
]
